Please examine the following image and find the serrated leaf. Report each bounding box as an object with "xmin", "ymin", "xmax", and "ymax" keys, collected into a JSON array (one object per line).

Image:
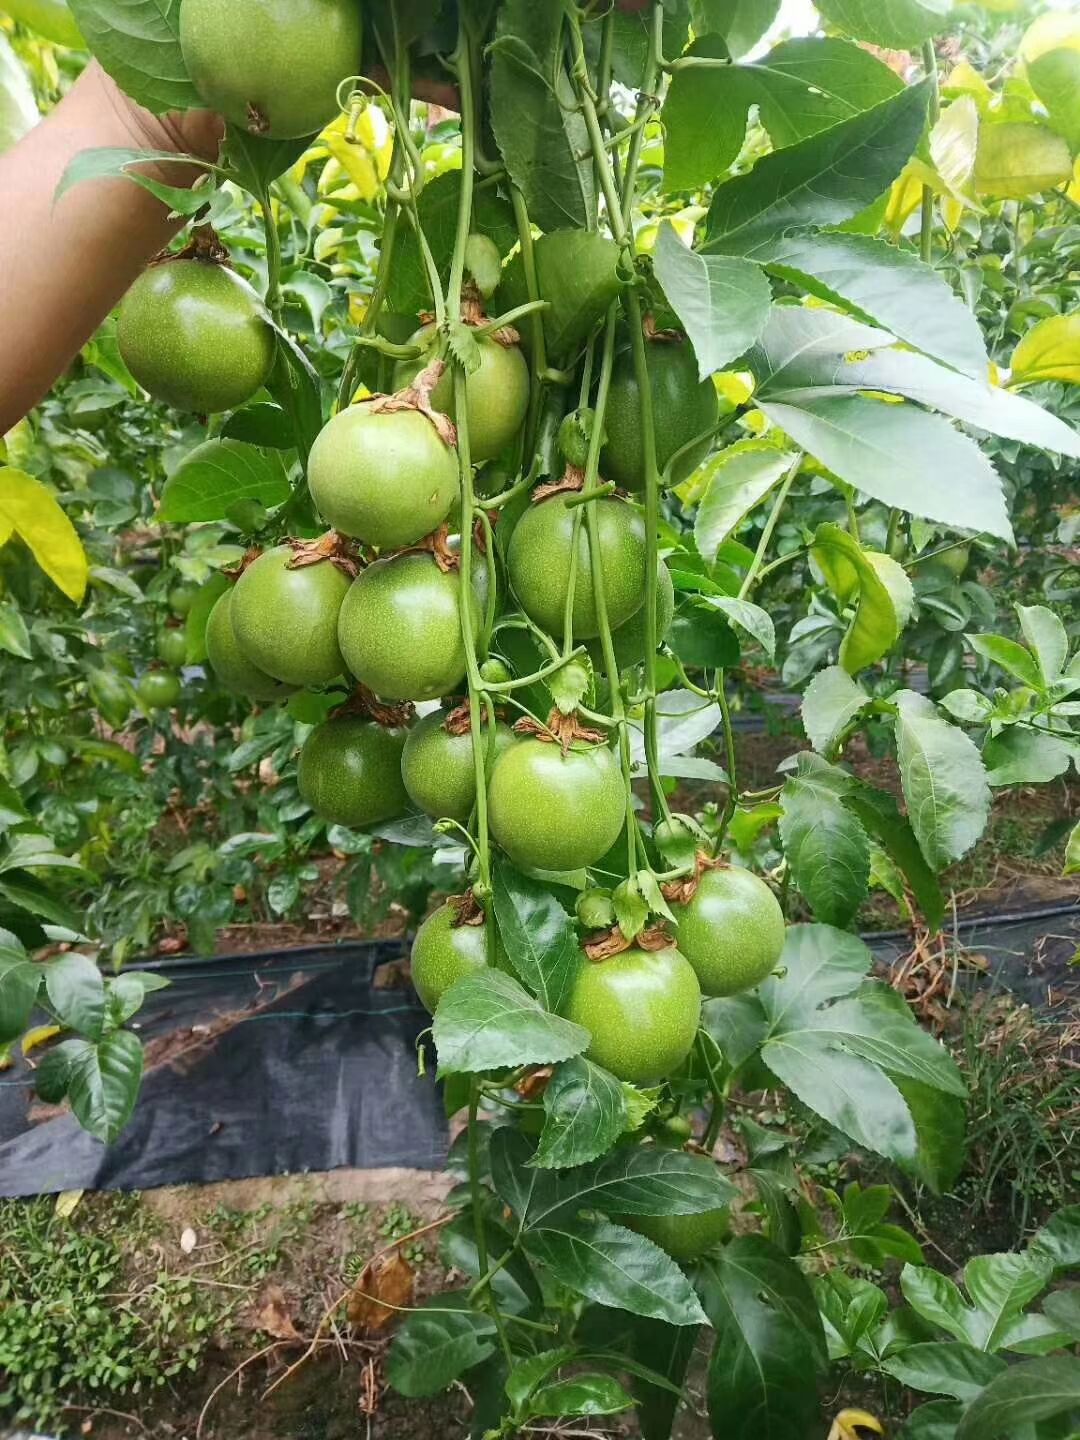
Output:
[
  {"xmin": 702, "ymin": 597, "xmax": 775, "ymax": 659},
  {"xmin": 894, "ymin": 691, "xmax": 991, "ymax": 868},
  {"xmin": 159, "ymin": 440, "xmax": 288, "ymax": 525},
  {"xmin": 984, "ymin": 728, "xmax": 1073, "ymax": 787},
  {"xmin": 954, "ymin": 1356, "xmax": 1080, "ymax": 1440},
  {"xmin": 1017, "ymin": 605, "xmax": 1068, "ymax": 685},
  {"xmin": 492, "ymin": 857, "xmax": 580, "ymax": 1014},
  {"xmin": 812, "ymin": 525, "xmax": 912, "ymax": 674},
  {"xmin": 1011, "ymin": 313, "xmax": 1080, "ymax": 388},
  {"xmin": 66, "ymin": 0, "xmax": 199, "ymax": 114},
  {"xmin": 496, "ymin": 229, "xmax": 624, "ymax": 365},
  {"xmin": 432, "ymin": 970, "xmax": 589, "ymax": 1076},
  {"xmin": 447, "ymin": 322, "xmax": 482, "ymax": 377},
  {"xmin": 1067, "ymin": 821, "xmax": 1080, "ymax": 877},
  {"xmin": 694, "ymin": 444, "xmax": 794, "ymax": 564},
  {"xmin": 385, "ymin": 1292, "xmax": 497, "ymax": 1398},
  {"xmin": 652, "ymin": 223, "xmax": 772, "ymax": 380},
  {"xmin": 533, "ymin": 1056, "xmax": 628, "ymax": 1169},
  {"xmin": 967, "ymin": 633, "xmax": 1043, "ymax": 689},
  {"xmin": 779, "ymin": 758, "xmax": 869, "ymax": 927},
  {"xmin": 801, "ymin": 666, "xmax": 870, "ymax": 755},
  {"xmin": 526, "ymin": 1373, "xmax": 635, "ymax": 1420},
  {"xmin": 1031, "ymin": 1207, "xmax": 1080, "ymax": 1272},
  {"xmin": 548, "ymin": 655, "xmax": 592, "ymax": 716},
  {"xmin": 842, "ymin": 783, "xmax": 945, "ymax": 933},
  {"xmin": 815, "ymin": 0, "xmax": 952, "ymax": 49},
  {"xmin": 884, "ymin": 1342, "xmax": 1007, "ymax": 1402}
]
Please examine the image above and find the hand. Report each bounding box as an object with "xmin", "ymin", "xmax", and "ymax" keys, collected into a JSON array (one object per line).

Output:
[{"xmin": 87, "ymin": 61, "xmax": 224, "ymax": 173}]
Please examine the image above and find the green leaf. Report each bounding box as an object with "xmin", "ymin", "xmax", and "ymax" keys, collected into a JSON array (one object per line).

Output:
[
  {"xmin": 622, "ymin": 1315, "xmax": 700, "ymax": 1440},
  {"xmin": 158, "ymin": 440, "xmax": 289, "ymax": 525},
  {"xmin": 984, "ymin": 729, "xmax": 1073, "ymax": 787},
  {"xmin": 693, "ymin": 443, "xmax": 794, "ymax": 564},
  {"xmin": 488, "ymin": 0, "xmax": 593, "ymax": 233},
  {"xmin": 1028, "ymin": 47, "xmax": 1080, "ymax": 152},
  {"xmin": 533, "ymin": 1056, "xmax": 628, "ymax": 1169},
  {"xmin": 901, "ymin": 1265, "xmax": 981, "ymax": 1345},
  {"xmin": 815, "ymin": 0, "xmax": 952, "ymax": 49},
  {"xmin": 967, "ymin": 633, "xmax": 1044, "ymax": 689},
  {"xmin": 497, "ymin": 229, "xmax": 625, "ymax": 365},
  {"xmin": 661, "ymin": 36, "xmax": 746, "ymax": 193},
  {"xmin": 1, "ymin": 0, "xmax": 84, "ymax": 48},
  {"xmin": 223, "ymin": 126, "xmax": 310, "ymax": 193},
  {"xmin": 266, "ymin": 330, "xmax": 324, "ymax": 466},
  {"xmin": 385, "ymin": 1293, "xmax": 497, "ymax": 1398},
  {"xmin": 756, "ymin": 231, "xmax": 988, "ymax": 380},
  {"xmin": 0, "ymin": 874, "xmax": 81, "ymax": 930},
  {"xmin": 525, "ymin": 1373, "xmax": 634, "ymax": 1421},
  {"xmin": 1017, "ymin": 605, "xmax": 1069, "ymax": 685},
  {"xmin": 884, "ymin": 1342, "xmax": 1007, "ymax": 1402},
  {"xmin": 974, "ymin": 122, "xmax": 1072, "ymax": 200},
  {"xmin": 894, "ymin": 691, "xmax": 991, "ymax": 868},
  {"xmin": 44, "ymin": 953, "xmax": 105, "ymax": 1040},
  {"xmin": 842, "ymin": 783, "xmax": 945, "ymax": 933},
  {"xmin": 702, "ymin": 596, "xmax": 775, "ymax": 659},
  {"xmin": 505, "ymin": 1349, "xmax": 575, "ymax": 1411},
  {"xmin": 964, "ymin": 1251, "xmax": 1053, "ymax": 1351},
  {"xmin": 1011, "ymin": 313, "xmax": 1080, "ymax": 388},
  {"xmin": 439, "ymin": 1213, "xmax": 543, "ymax": 1318},
  {"xmin": 899, "ymin": 1400, "xmax": 965, "ymax": 1439},
  {"xmin": 492, "ymin": 857, "xmax": 580, "ymax": 1014},
  {"xmin": 0, "ymin": 937, "xmax": 40, "ymax": 1045},
  {"xmin": 0, "ymin": 603, "xmax": 32, "ymax": 659},
  {"xmin": 895, "ymin": 1076, "xmax": 966, "ymax": 1193},
  {"xmin": 703, "ymin": 83, "xmax": 930, "ymax": 258},
  {"xmin": 801, "ymin": 666, "xmax": 870, "ymax": 755},
  {"xmin": 811, "ymin": 524, "xmax": 913, "ymax": 673},
  {"xmin": 698, "ymin": 1236, "xmax": 826, "ymax": 1440},
  {"xmin": 1067, "ymin": 822, "xmax": 1080, "ymax": 877},
  {"xmin": 955, "ymin": 1356, "xmax": 1080, "ymax": 1440},
  {"xmin": 653, "ymin": 223, "xmax": 772, "ymax": 380},
  {"xmin": 1030, "ymin": 1206, "xmax": 1080, "ymax": 1271},
  {"xmin": 55, "ymin": 1030, "xmax": 144, "ymax": 1142},
  {"xmin": 66, "ymin": 0, "xmax": 199, "ymax": 114},
  {"xmin": 692, "ymin": 0, "xmax": 779, "ymax": 58},
  {"xmin": 432, "ymin": 970, "xmax": 589, "ymax": 1076},
  {"xmin": 816, "ymin": 984, "xmax": 965, "ymax": 1097},
  {"xmin": 222, "ymin": 403, "xmax": 296, "ymax": 451},
  {"xmin": 1044, "ymin": 1290, "xmax": 1080, "ymax": 1342},
  {"xmin": 0, "ymin": 780, "xmax": 29, "ymax": 829},
  {"xmin": 779, "ymin": 756, "xmax": 870, "ymax": 926},
  {"xmin": 524, "ymin": 1218, "xmax": 707, "ymax": 1326},
  {"xmin": 0, "ymin": 831, "xmax": 82, "ymax": 874}
]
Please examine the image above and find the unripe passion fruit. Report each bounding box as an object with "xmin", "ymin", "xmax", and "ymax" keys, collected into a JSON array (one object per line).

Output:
[
  {"xmin": 507, "ymin": 495, "xmax": 647, "ymax": 640},
  {"xmin": 487, "ymin": 740, "xmax": 625, "ymax": 873},
  {"xmin": 169, "ymin": 582, "xmax": 199, "ymax": 617},
  {"xmin": 205, "ymin": 589, "xmax": 297, "ymax": 702},
  {"xmin": 672, "ymin": 866, "xmax": 786, "ymax": 997},
  {"xmin": 565, "ymin": 945, "xmax": 702, "ymax": 1084},
  {"xmin": 602, "ymin": 339, "xmax": 718, "ymax": 491},
  {"xmin": 401, "ymin": 709, "xmax": 516, "ymax": 824},
  {"xmin": 410, "ymin": 902, "xmax": 493, "ymax": 1014},
  {"xmin": 157, "ymin": 629, "xmax": 188, "ymax": 668},
  {"xmin": 118, "ymin": 261, "xmax": 274, "ymax": 414},
  {"xmin": 395, "ymin": 326, "xmax": 530, "ymax": 464},
  {"xmin": 138, "ymin": 671, "xmax": 181, "ymax": 710},
  {"xmin": 588, "ymin": 562, "xmax": 675, "ymax": 673},
  {"xmin": 230, "ymin": 544, "xmax": 351, "ymax": 688},
  {"xmin": 179, "ymin": 0, "xmax": 363, "ymax": 140},
  {"xmin": 622, "ymin": 1209, "xmax": 730, "ymax": 1262},
  {"xmin": 338, "ymin": 553, "xmax": 485, "ymax": 702},
  {"xmin": 297, "ymin": 717, "xmax": 408, "ymax": 829},
  {"xmin": 307, "ymin": 405, "xmax": 458, "ymax": 549}
]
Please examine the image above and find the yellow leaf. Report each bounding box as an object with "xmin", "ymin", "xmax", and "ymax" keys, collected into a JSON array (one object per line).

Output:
[
  {"xmin": 22, "ymin": 1023, "xmax": 61, "ymax": 1054},
  {"xmin": 1069, "ymin": 156, "xmax": 1080, "ymax": 206},
  {"xmin": 324, "ymin": 133, "xmax": 380, "ymax": 201},
  {"xmin": 1011, "ymin": 313, "xmax": 1080, "ymax": 386},
  {"xmin": 942, "ymin": 59, "xmax": 993, "ymax": 106},
  {"xmin": 348, "ymin": 294, "xmax": 368, "ymax": 327},
  {"xmin": 55, "ymin": 1188, "xmax": 84, "ymax": 1219},
  {"xmin": 885, "ymin": 159, "xmax": 941, "ymax": 229},
  {"xmin": 0, "ymin": 468, "xmax": 87, "ymax": 603},
  {"xmin": 1020, "ymin": 11, "xmax": 1080, "ymax": 63},
  {"xmin": 974, "ymin": 121, "xmax": 1072, "ymax": 199},
  {"xmin": 931, "ymin": 97, "xmax": 983, "ymax": 210},
  {"xmin": 829, "ymin": 1410, "xmax": 884, "ymax": 1440}
]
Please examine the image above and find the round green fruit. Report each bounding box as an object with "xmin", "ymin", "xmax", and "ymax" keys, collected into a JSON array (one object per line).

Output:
[
  {"xmin": 623, "ymin": 1209, "xmax": 730, "ymax": 1262},
  {"xmin": 602, "ymin": 338, "xmax": 718, "ymax": 491},
  {"xmin": 396, "ymin": 325, "xmax": 530, "ymax": 464},
  {"xmin": 88, "ymin": 668, "xmax": 134, "ymax": 729},
  {"xmin": 673, "ymin": 865, "xmax": 786, "ymax": 998},
  {"xmin": 230, "ymin": 543, "xmax": 351, "ymax": 688},
  {"xmin": 138, "ymin": 671, "xmax": 181, "ymax": 710},
  {"xmin": 479, "ymin": 656, "xmax": 512, "ymax": 686},
  {"xmin": 507, "ymin": 495, "xmax": 647, "ymax": 639},
  {"xmin": 337, "ymin": 552, "xmax": 484, "ymax": 702},
  {"xmin": 179, "ymin": 0, "xmax": 363, "ymax": 140},
  {"xmin": 307, "ymin": 404, "xmax": 458, "ymax": 549},
  {"xmin": 565, "ymin": 945, "xmax": 702, "ymax": 1084},
  {"xmin": 410, "ymin": 901, "xmax": 493, "ymax": 1014},
  {"xmin": 401, "ymin": 709, "xmax": 515, "ymax": 824},
  {"xmin": 168, "ymin": 582, "xmax": 199, "ymax": 617},
  {"xmin": 205, "ymin": 589, "xmax": 296, "ymax": 702},
  {"xmin": 118, "ymin": 260, "xmax": 274, "ymax": 414},
  {"xmin": 297, "ymin": 717, "xmax": 407, "ymax": 829},
  {"xmin": 589, "ymin": 562, "xmax": 675, "ymax": 673},
  {"xmin": 487, "ymin": 739, "xmax": 625, "ymax": 873},
  {"xmin": 157, "ymin": 629, "xmax": 188, "ymax": 668}
]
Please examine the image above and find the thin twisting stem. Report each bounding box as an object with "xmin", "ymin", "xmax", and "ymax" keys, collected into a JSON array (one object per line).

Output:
[{"xmin": 920, "ymin": 39, "xmax": 941, "ymax": 265}]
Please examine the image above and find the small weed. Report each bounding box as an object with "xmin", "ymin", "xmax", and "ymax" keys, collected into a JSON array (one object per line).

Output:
[{"xmin": 378, "ymin": 1203, "xmax": 426, "ymax": 1263}]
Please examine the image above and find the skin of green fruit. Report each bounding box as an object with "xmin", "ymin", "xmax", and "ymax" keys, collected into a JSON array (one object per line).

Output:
[
  {"xmin": 118, "ymin": 261, "xmax": 275, "ymax": 414},
  {"xmin": 565, "ymin": 945, "xmax": 702, "ymax": 1084},
  {"xmin": 396, "ymin": 325, "xmax": 530, "ymax": 464},
  {"xmin": 410, "ymin": 902, "xmax": 493, "ymax": 1014},
  {"xmin": 622, "ymin": 1208, "xmax": 730, "ymax": 1262},
  {"xmin": 297, "ymin": 718, "xmax": 408, "ymax": 829},
  {"xmin": 487, "ymin": 740, "xmax": 626, "ymax": 873},
  {"xmin": 338, "ymin": 552, "xmax": 484, "ymax": 702},
  {"xmin": 231, "ymin": 545, "xmax": 351, "ymax": 688},
  {"xmin": 307, "ymin": 405, "xmax": 458, "ymax": 549},
  {"xmin": 157, "ymin": 630, "xmax": 188, "ymax": 668},
  {"xmin": 401, "ymin": 710, "xmax": 515, "ymax": 824},
  {"xmin": 138, "ymin": 672, "xmax": 181, "ymax": 710},
  {"xmin": 602, "ymin": 340, "xmax": 719, "ymax": 491},
  {"xmin": 673, "ymin": 866, "xmax": 786, "ymax": 998},
  {"xmin": 169, "ymin": 583, "xmax": 199, "ymax": 617},
  {"xmin": 205, "ymin": 590, "xmax": 297, "ymax": 703},
  {"xmin": 179, "ymin": 0, "xmax": 363, "ymax": 140},
  {"xmin": 588, "ymin": 562, "xmax": 675, "ymax": 673},
  {"xmin": 479, "ymin": 656, "xmax": 512, "ymax": 685},
  {"xmin": 507, "ymin": 495, "xmax": 647, "ymax": 640}
]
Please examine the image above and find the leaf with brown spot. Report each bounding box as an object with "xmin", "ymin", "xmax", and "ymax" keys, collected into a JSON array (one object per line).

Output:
[
  {"xmin": 251, "ymin": 1284, "xmax": 302, "ymax": 1341},
  {"xmin": 347, "ymin": 1251, "xmax": 415, "ymax": 1333}
]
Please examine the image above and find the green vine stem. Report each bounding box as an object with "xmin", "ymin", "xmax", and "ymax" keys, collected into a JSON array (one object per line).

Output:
[
  {"xmin": 737, "ymin": 453, "xmax": 802, "ymax": 600},
  {"xmin": 257, "ymin": 182, "xmax": 283, "ymax": 323},
  {"xmin": 920, "ymin": 39, "xmax": 942, "ymax": 265}
]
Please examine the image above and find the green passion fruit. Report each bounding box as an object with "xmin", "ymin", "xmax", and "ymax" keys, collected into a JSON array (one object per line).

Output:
[
  {"xmin": 410, "ymin": 901, "xmax": 493, "ymax": 1014},
  {"xmin": 307, "ymin": 404, "xmax": 458, "ymax": 549},
  {"xmin": 622, "ymin": 1209, "xmax": 730, "ymax": 1262},
  {"xmin": 487, "ymin": 739, "xmax": 625, "ymax": 873},
  {"xmin": 297, "ymin": 717, "xmax": 407, "ymax": 829},
  {"xmin": 565, "ymin": 944, "xmax": 702, "ymax": 1084},
  {"xmin": 401, "ymin": 709, "xmax": 516, "ymax": 824},
  {"xmin": 602, "ymin": 338, "xmax": 718, "ymax": 491},
  {"xmin": 230, "ymin": 544, "xmax": 351, "ymax": 688},
  {"xmin": 337, "ymin": 552, "xmax": 484, "ymax": 702},
  {"xmin": 157, "ymin": 629, "xmax": 188, "ymax": 668},
  {"xmin": 673, "ymin": 865, "xmax": 786, "ymax": 997},
  {"xmin": 507, "ymin": 495, "xmax": 647, "ymax": 640},
  {"xmin": 395, "ymin": 326, "xmax": 530, "ymax": 464},
  {"xmin": 138, "ymin": 671, "xmax": 181, "ymax": 710},
  {"xmin": 588, "ymin": 562, "xmax": 675, "ymax": 673},
  {"xmin": 179, "ymin": 0, "xmax": 363, "ymax": 140},
  {"xmin": 169, "ymin": 582, "xmax": 199, "ymax": 617},
  {"xmin": 118, "ymin": 260, "xmax": 274, "ymax": 414},
  {"xmin": 205, "ymin": 589, "xmax": 296, "ymax": 703}
]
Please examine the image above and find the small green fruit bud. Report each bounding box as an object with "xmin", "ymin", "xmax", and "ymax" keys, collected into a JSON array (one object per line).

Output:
[
  {"xmin": 576, "ymin": 888, "xmax": 615, "ymax": 931},
  {"xmin": 464, "ymin": 234, "xmax": 503, "ymax": 300}
]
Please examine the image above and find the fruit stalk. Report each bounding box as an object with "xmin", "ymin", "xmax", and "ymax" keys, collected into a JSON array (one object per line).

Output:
[{"xmin": 736, "ymin": 453, "xmax": 801, "ymax": 601}]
